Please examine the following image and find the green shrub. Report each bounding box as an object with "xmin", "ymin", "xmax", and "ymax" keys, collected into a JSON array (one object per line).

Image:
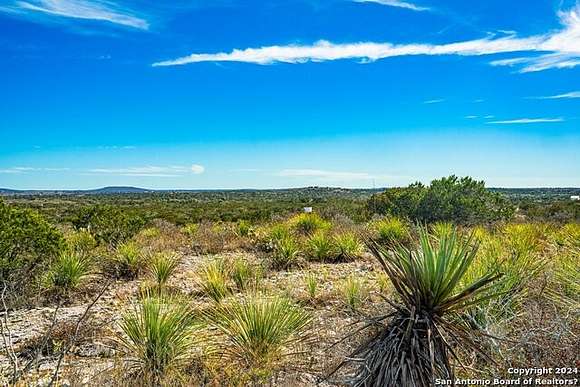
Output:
[
  {"xmin": 271, "ymin": 236, "xmax": 300, "ymax": 269},
  {"xmin": 0, "ymin": 200, "xmax": 65, "ymax": 305},
  {"xmin": 148, "ymin": 252, "xmax": 180, "ymax": 288},
  {"xmin": 373, "ymin": 217, "xmax": 409, "ymax": 246},
  {"xmin": 117, "ymin": 294, "xmax": 198, "ymax": 382},
  {"xmin": 289, "ymin": 213, "xmax": 330, "ymax": 235},
  {"xmin": 267, "ymin": 224, "xmax": 291, "ymax": 242},
  {"xmin": 65, "ymin": 230, "xmax": 97, "ymax": 258},
  {"xmin": 70, "ymin": 204, "xmax": 145, "ymax": 247},
  {"xmin": 46, "ymin": 252, "xmax": 91, "ymax": 292},
  {"xmin": 112, "ymin": 241, "xmax": 144, "ymax": 279},
  {"xmin": 368, "ymin": 175, "xmax": 514, "ymax": 225},
  {"xmin": 306, "ymin": 232, "xmax": 336, "ymax": 261},
  {"xmin": 197, "ymin": 258, "xmax": 231, "ymax": 302},
  {"xmin": 204, "ymin": 295, "xmax": 311, "ymax": 379},
  {"xmin": 236, "ymin": 220, "xmax": 252, "ymax": 237},
  {"xmin": 140, "ymin": 227, "xmax": 161, "ymax": 239},
  {"xmin": 334, "ymin": 233, "xmax": 364, "ymax": 261},
  {"xmin": 181, "ymin": 223, "xmax": 199, "ymax": 237}
]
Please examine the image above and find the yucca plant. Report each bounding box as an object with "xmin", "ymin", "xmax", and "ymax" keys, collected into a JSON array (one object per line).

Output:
[
  {"xmin": 116, "ymin": 294, "xmax": 198, "ymax": 382},
  {"xmin": 547, "ymin": 247, "xmax": 580, "ymax": 311},
  {"xmin": 148, "ymin": 252, "xmax": 180, "ymax": 288},
  {"xmin": 373, "ymin": 217, "xmax": 410, "ymax": 246},
  {"xmin": 46, "ymin": 252, "xmax": 91, "ymax": 292},
  {"xmin": 289, "ymin": 213, "xmax": 330, "ymax": 235},
  {"xmin": 204, "ymin": 295, "xmax": 311, "ymax": 379},
  {"xmin": 231, "ymin": 257, "xmax": 259, "ymax": 291},
  {"xmin": 334, "ymin": 232, "xmax": 364, "ymax": 261},
  {"xmin": 271, "ymin": 236, "xmax": 300, "ymax": 269},
  {"xmin": 197, "ymin": 258, "xmax": 232, "ymax": 302},
  {"xmin": 306, "ymin": 232, "xmax": 336, "ymax": 262},
  {"xmin": 113, "ymin": 241, "xmax": 144, "ymax": 279},
  {"xmin": 336, "ymin": 228, "xmax": 502, "ymax": 386}
]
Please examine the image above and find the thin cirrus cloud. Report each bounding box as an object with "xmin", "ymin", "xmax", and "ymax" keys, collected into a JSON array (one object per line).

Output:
[
  {"xmin": 528, "ymin": 91, "xmax": 580, "ymax": 99},
  {"xmin": 487, "ymin": 118, "xmax": 565, "ymax": 124},
  {"xmin": 352, "ymin": 0, "xmax": 430, "ymax": 12},
  {"xmin": 0, "ymin": 0, "xmax": 149, "ymax": 30},
  {"xmin": 423, "ymin": 99, "xmax": 444, "ymax": 104},
  {"xmin": 0, "ymin": 167, "xmax": 70, "ymax": 174},
  {"xmin": 153, "ymin": 3, "xmax": 580, "ymax": 73},
  {"xmin": 86, "ymin": 165, "xmax": 205, "ymax": 177}
]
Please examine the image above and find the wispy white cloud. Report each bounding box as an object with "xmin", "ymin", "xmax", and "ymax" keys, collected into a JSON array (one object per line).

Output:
[
  {"xmin": 465, "ymin": 115, "xmax": 478, "ymax": 119},
  {"xmin": 0, "ymin": 166, "xmax": 70, "ymax": 174},
  {"xmin": 487, "ymin": 117, "xmax": 564, "ymax": 124},
  {"xmin": 528, "ymin": 91, "xmax": 580, "ymax": 99},
  {"xmin": 153, "ymin": 3, "xmax": 580, "ymax": 73},
  {"xmin": 423, "ymin": 98, "xmax": 444, "ymax": 104},
  {"xmin": 86, "ymin": 165, "xmax": 205, "ymax": 177},
  {"xmin": 2, "ymin": 0, "xmax": 148, "ymax": 29},
  {"xmin": 352, "ymin": 0, "xmax": 430, "ymax": 12}
]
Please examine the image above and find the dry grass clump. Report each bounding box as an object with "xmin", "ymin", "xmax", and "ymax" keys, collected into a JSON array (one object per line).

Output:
[{"xmin": 204, "ymin": 294, "xmax": 312, "ymax": 382}]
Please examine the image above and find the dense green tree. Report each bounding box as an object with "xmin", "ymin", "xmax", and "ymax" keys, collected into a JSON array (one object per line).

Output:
[
  {"xmin": 369, "ymin": 176, "xmax": 513, "ymax": 225},
  {"xmin": 70, "ymin": 204, "xmax": 145, "ymax": 246},
  {"xmin": 0, "ymin": 200, "xmax": 65, "ymax": 304}
]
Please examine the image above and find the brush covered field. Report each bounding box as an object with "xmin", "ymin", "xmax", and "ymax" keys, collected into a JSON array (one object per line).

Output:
[{"xmin": 0, "ymin": 179, "xmax": 578, "ymax": 386}]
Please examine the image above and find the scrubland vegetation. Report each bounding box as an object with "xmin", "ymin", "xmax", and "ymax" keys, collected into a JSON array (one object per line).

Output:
[{"xmin": 0, "ymin": 176, "xmax": 578, "ymax": 386}]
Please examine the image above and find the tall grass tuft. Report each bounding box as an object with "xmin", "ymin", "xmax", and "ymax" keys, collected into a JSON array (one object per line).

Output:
[
  {"xmin": 306, "ymin": 232, "xmax": 336, "ymax": 262},
  {"xmin": 304, "ymin": 272, "xmax": 318, "ymax": 300},
  {"xmin": 181, "ymin": 223, "xmax": 199, "ymax": 238},
  {"xmin": 341, "ymin": 275, "xmax": 367, "ymax": 310},
  {"xmin": 431, "ymin": 221, "xmax": 454, "ymax": 239},
  {"xmin": 289, "ymin": 213, "xmax": 330, "ymax": 235},
  {"xmin": 117, "ymin": 293, "xmax": 197, "ymax": 382},
  {"xmin": 197, "ymin": 258, "xmax": 231, "ymax": 302},
  {"xmin": 46, "ymin": 252, "xmax": 91, "ymax": 292},
  {"xmin": 205, "ymin": 295, "xmax": 311, "ymax": 380},
  {"xmin": 148, "ymin": 252, "xmax": 180, "ymax": 289},
  {"xmin": 335, "ymin": 228, "xmax": 502, "ymax": 386}
]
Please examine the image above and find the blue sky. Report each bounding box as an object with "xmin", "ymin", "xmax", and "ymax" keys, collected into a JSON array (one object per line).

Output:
[{"xmin": 0, "ymin": 0, "xmax": 579, "ymax": 189}]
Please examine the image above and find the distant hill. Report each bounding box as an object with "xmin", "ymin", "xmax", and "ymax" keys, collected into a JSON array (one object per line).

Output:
[{"xmin": 0, "ymin": 186, "xmax": 152, "ymax": 196}]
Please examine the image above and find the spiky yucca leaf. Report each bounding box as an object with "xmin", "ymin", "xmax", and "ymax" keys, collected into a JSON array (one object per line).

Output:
[
  {"xmin": 117, "ymin": 294, "xmax": 198, "ymax": 381},
  {"xmin": 205, "ymin": 295, "xmax": 311, "ymax": 377},
  {"xmin": 47, "ymin": 252, "xmax": 91, "ymax": 291},
  {"xmin": 197, "ymin": 258, "xmax": 231, "ymax": 302},
  {"xmin": 148, "ymin": 251, "xmax": 180, "ymax": 287},
  {"xmin": 337, "ymin": 228, "xmax": 502, "ymax": 387}
]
